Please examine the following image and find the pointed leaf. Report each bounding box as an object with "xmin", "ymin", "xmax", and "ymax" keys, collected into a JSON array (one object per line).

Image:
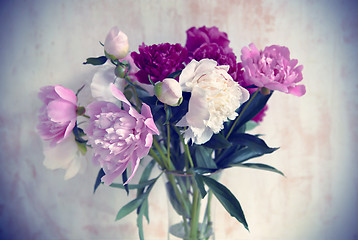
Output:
[
  {"xmin": 122, "ymin": 169, "xmax": 129, "ymax": 195},
  {"xmin": 204, "ymin": 134, "xmax": 232, "ymax": 149},
  {"xmin": 201, "ymin": 175, "xmax": 249, "ymax": 231},
  {"xmin": 93, "ymin": 168, "xmax": 105, "ymax": 193},
  {"xmin": 83, "ymin": 56, "xmax": 107, "ymax": 65},
  {"xmin": 194, "ymin": 174, "xmax": 207, "ymax": 198},
  {"xmin": 236, "ymin": 163, "xmax": 285, "ymax": 176},
  {"xmin": 195, "ymin": 146, "xmax": 217, "ymax": 169},
  {"xmin": 115, "ymin": 196, "xmax": 145, "ymax": 221},
  {"xmin": 233, "ymin": 90, "xmax": 272, "ymax": 131}
]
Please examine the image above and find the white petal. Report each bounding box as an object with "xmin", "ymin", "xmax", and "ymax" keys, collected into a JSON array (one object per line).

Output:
[
  {"xmin": 91, "ymin": 64, "xmax": 125, "ymax": 102},
  {"xmin": 43, "ymin": 136, "xmax": 77, "ymax": 169},
  {"xmin": 179, "ymin": 59, "xmax": 198, "ymax": 91},
  {"xmin": 185, "ymin": 87, "xmax": 209, "ymax": 128}
]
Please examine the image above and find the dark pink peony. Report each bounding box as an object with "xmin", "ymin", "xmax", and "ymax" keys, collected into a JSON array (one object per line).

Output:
[
  {"xmin": 241, "ymin": 43, "xmax": 305, "ymax": 96},
  {"xmin": 37, "ymin": 85, "xmax": 77, "ymax": 146},
  {"xmin": 85, "ymin": 84, "xmax": 159, "ymax": 185},
  {"xmin": 131, "ymin": 43, "xmax": 188, "ymax": 84},
  {"xmin": 185, "ymin": 26, "xmax": 232, "ymax": 54}
]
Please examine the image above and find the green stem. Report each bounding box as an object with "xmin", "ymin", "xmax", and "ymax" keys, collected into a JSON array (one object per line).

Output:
[
  {"xmin": 148, "ymin": 148, "xmax": 164, "ymax": 169},
  {"xmin": 190, "ymin": 183, "xmax": 200, "ymax": 239},
  {"xmin": 225, "ymin": 89, "xmax": 259, "ymax": 140}
]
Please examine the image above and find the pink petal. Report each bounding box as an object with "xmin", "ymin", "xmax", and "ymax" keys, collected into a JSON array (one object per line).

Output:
[
  {"xmin": 287, "ymin": 84, "xmax": 306, "ymax": 97},
  {"xmin": 47, "ymin": 100, "xmax": 77, "ymax": 123},
  {"xmin": 54, "ymin": 85, "xmax": 77, "ymax": 105}
]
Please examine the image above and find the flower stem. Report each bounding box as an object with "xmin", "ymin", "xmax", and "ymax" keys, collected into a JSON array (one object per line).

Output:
[
  {"xmin": 225, "ymin": 89, "xmax": 259, "ymax": 139},
  {"xmin": 190, "ymin": 182, "xmax": 200, "ymax": 239}
]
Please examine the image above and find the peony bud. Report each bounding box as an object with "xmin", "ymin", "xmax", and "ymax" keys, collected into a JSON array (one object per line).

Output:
[
  {"xmin": 154, "ymin": 78, "xmax": 183, "ymax": 106},
  {"xmin": 104, "ymin": 26, "xmax": 129, "ymax": 60}
]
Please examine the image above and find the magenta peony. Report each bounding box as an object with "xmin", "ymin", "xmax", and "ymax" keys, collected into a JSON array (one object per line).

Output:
[
  {"xmin": 241, "ymin": 43, "xmax": 305, "ymax": 96},
  {"xmin": 185, "ymin": 26, "xmax": 232, "ymax": 54},
  {"xmin": 37, "ymin": 85, "xmax": 78, "ymax": 146},
  {"xmin": 85, "ymin": 84, "xmax": 159, "ymax": 185},
  {"xmin": 131, "ymin": 43, "xmax": 188, "ymax": 84}
]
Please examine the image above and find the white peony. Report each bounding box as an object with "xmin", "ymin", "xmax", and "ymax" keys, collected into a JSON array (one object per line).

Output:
[
  {"xmin": 42, "ymin": 133, "xmax": 87, "ymax": 180},
  {"xmin": 177, "ymin": 59, "xmax": 250, "ymax": 144},
  {"xmin": 90, "ymin": 64, "xmax": 126, "ymax": 103}
]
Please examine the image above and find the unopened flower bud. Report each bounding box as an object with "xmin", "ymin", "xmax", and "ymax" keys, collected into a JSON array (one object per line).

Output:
[
  {"xmin": 154, "ymin": 78, "xmax": 183, "ymax": 106},
  {"xmin": 104, "ymin": 26, "xmax": 129, "ymax": 60},
  {"xmin": 260, "ymin": 87, "xmax": 271, "ymax": 95}
]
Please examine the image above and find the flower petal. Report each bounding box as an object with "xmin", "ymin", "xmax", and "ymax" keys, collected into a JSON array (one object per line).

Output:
[
  {"xmin": 47, "ymin": 99, "xmax": 77, "ymax": 123},
  {"xmin": 54, "ymin": 85, "xmax": 77, "ymax": 105}
]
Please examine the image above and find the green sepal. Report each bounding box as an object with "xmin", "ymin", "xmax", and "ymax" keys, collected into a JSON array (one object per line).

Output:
[{"xmin": 83, "ymin": 56, "xmax": 107, "ymax": 65}]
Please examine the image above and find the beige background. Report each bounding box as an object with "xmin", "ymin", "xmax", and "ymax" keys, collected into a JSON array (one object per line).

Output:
[{"xmin": 0, "ymin": 0, "xmax": 357, "ymax": 239}]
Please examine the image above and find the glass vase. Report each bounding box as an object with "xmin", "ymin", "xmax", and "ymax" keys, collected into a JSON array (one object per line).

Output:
[{"xmin": 164, "ymin": 172, "xmax": 215, "ymax": 240}]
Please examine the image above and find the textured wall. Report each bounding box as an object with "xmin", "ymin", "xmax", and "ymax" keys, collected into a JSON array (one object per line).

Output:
[{"xmin": 0, "ymin": 0, "xmax": 357, "ymax": 239}]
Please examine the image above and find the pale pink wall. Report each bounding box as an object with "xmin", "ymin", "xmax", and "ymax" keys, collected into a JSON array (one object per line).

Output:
[{"xmin": 0, "ymin": 0, "xmax": 357, "ymax": 239}]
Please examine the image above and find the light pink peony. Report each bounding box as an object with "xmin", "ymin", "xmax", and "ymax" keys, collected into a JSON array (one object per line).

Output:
[
  {"xmin": 241, "ymin": 43, "xmax": 305, "ymax": 96},
  {"xmin": 37, "ymin": 85, "xmax": 78, "ymax": 146},
  {"xmin": 85, "ymin": 84, "xmax": 159, "ymax": 185}
]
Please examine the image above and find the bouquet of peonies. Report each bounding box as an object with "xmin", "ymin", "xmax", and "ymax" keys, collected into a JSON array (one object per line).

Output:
[{"xmin": 37, "ymin": 26, "xmax": 305, "ymax": 239}]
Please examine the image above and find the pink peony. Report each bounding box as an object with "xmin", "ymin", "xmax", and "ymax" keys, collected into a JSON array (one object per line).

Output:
[
  {"xmin": 37, "ymin": 85, "xmax": 78, "ymax": 146},
  {"xmin": 85, "ymin": 84, "xmax": 159, "ymax": 185},
  {"xmin": 241, "ymin": 43, "xmax": 306, "ymax": 96}
]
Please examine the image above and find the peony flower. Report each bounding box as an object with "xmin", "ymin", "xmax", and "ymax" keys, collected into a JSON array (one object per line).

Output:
[
  {"xmin": 241, "ymin": 43, "xmax": 305, "ymax": 96},
  {"xmin": 85, "ymin": 84, "xmax": 159, "ymax": 185},
  {"xmin": 42, "ymin": 133, "xmax": 87, "ymax": 180},
  {"xmin": 154, "ymin": 78, "xmax": 183, "ymax": 106},
  {"xmin": 131, "ymin": 43, "xmax": 188, "ymax": 84},
  {"xmin": 177, "ymin": 59, "xmax": 250, "ymax": 144},
  {"xmin": 90, "ymin": 63, "xmax": 126, "ymax": 103},
  {"xmin": 185, "ymin": 26, "xmax": 232, "ymax": 54},
  {"xmin": 37, "ymin": 85, "xmax": 77, "ymax": 146},
  {"xmin": 104, "ymin": 26, "xmax": 129, "ymax": 60},
  {"xmin": 191, "ymin": 43, "xmax": 241, "ymax": 82}
]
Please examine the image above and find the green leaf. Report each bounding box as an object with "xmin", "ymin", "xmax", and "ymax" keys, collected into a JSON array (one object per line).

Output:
[
  {"xmin": 83, "ymin": 56, "xmax": 107, "ymax": 65},
  {"xmin": 235, "ymin": 163, "xmax": 285, "ymax": 176},
  {"xmin": 217, "ymin": 134, "xmax": 278, "ymax": 168},
  {"xmin": 232, "ymin": 90, "xmax": 272, "ymax": 131},
  {"xmin": 122, "ymin": 169, "xmax": 129, "ymax": 195},
  {"xmin": 137, "ymin": 160, "xmax": 156, "ymax": 197},
  {"xmin": 115, "ymin": 196, "xmax": 145, "ymax": 221},
  {"xmin": 194, "ymin": 174, "xmax": 207, "ymax": 198},
  {"xmin": 245, "ymin": 121, "xmax": 259, "ymax": 131},
  {"xmin": 115, "ymin": 180, "xmax": 157, "ymax": 222},
  {"xmin": 93, "ymin": 168, "xmax": 105, "ymax": 193},
  {"xmin": 201, "ymin": 175, "xmax": 249, "ymax": 231},
  {"xmin": 195, "ymin": 146, "xmax": 217, "ymax": 169},
  {"xmin": 204, "ymin": 134, "xmax": 232, "ymax": 149},
  {"xmin": 137, "ymin": 199, "xmax": 146, "ymax": 240}
]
